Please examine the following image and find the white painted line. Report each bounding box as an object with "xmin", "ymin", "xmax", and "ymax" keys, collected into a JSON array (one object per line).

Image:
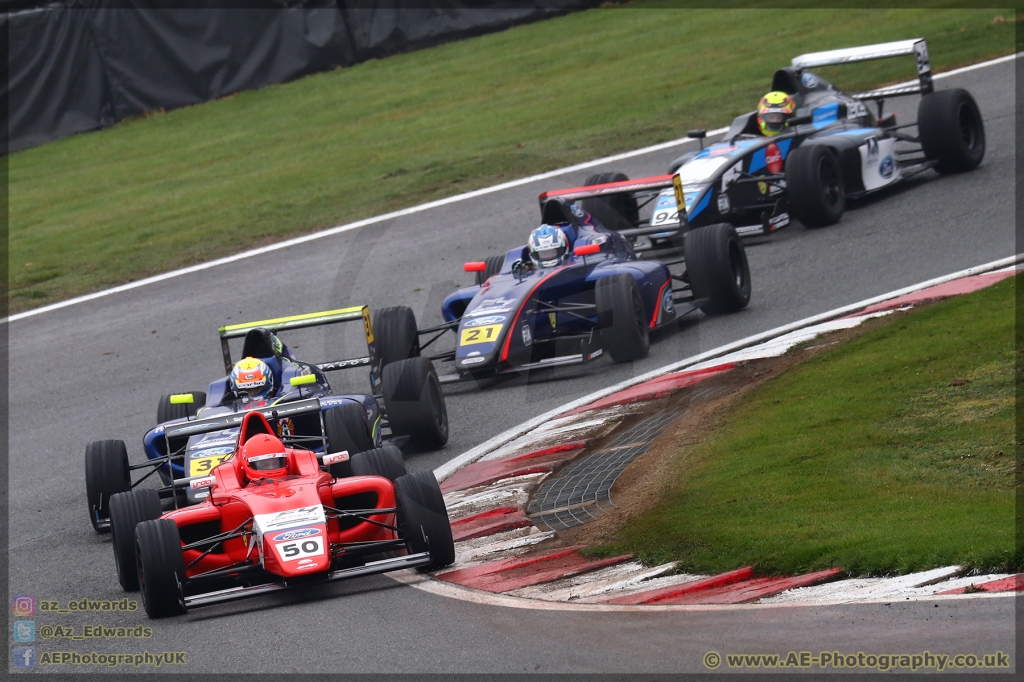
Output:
[
  {"xmin": 3, "ymin": 130, "xmax": 721, "ymax": 325},
  {"xmin": 434, "ymin": 254, "xmax": 1023, "ymax": 482},
  {"xmin": 7, "ymin": 52, "xmax": 1018, "ymax": 325}
]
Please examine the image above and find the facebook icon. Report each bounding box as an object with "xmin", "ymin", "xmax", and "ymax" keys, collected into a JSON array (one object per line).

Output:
[{"xmin": 13, "ymin": 646, "xmax": 35, "ymax": 668}]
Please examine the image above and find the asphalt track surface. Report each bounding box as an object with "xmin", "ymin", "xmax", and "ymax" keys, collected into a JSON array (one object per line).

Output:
[{"xmin": 8, "ymin": 59, "xmax": 1016, "ymax": 675}]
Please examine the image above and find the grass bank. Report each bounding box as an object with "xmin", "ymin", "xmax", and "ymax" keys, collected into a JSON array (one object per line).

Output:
[
  {"xmin": 9, "ymin": 6, "xmax": 1016, "ymax": 312},
  {"xmin": 594, "ymin": 275, "xmax": 1018, "ymax": 576}
]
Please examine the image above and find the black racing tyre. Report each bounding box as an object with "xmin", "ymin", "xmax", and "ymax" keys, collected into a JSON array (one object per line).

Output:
[
  {"xmin": 918, "ymin": 88, "xmax": 985, "ymax": 173},
  {"xmin": 109, "ymin": 489, "xmax": 162, "ymax": 591},
  {"xmin": 85, "ymin": 439, "xmax": 131, "ymax": 533},
  {"xmin": 684, "ymin": 223, "xmax": 751, "ymax": 315},
  {"xmin": 595, "ymin": 274, "xmax": 650, "ymax": 362},
  {"xmin": 350, "ymin": 445, "xmax": 407, "ymax": 482},
  {"xmin": 394, "ymin": 470, "xmax": 455, "ymax": 571},
  {"xmin": 382, "ymin": 357, "xmax": 449, "ymax": 450},
  {"xmin": 583, "ymin": 171, "xmax": 639, "ymax": 226},
  {"xmin": 323, "ymin": 402, "xmax": 374, "ymax": 478},
  {"xmin": 156, "ymin": 392, "xmax": 205, "ymax": 424},
  {"xmin": 475, "ymin": 255, "xmax": 505, "ymax": 286},
  {"xmin": 372, "ymin": 306, "xmax": 420, "ymax": 370},
  {"xmin": 136, "ymin": 519, "xmax": 188, "ymax": 618},
  {"xmin": 785, "ymin": 145, "xmax": 845, "ymax": 228}
]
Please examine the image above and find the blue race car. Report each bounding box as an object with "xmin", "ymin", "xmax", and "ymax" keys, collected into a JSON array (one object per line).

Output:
[
  {"xmin": 411, "ymin": 196, "xmax": 750, "ymax": 381},
  {"xmin": 543, "ymin": 38, "xmax": 985, "ymax": 258},
  {"xmin": 84, "ymin": 306, "xmax": 448, "ymax": 531}
]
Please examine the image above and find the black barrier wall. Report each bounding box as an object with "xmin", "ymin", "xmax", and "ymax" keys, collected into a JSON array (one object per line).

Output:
[{"xmin": 5, "ymin": 1, "xmax": 591, "ymax": 153}]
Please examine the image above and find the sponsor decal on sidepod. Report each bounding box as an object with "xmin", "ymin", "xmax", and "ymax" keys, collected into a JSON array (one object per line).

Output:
[
  {"xmin": 322, "ymin": 451, "xmax": 349, "ymax": 466},
  {"xmin": 765, "ymin": 143, "xmax": 783, "ymax": 174},
  {"xmin": 190, "ymin": 476, "xmax": 216, "ymax": 490}
]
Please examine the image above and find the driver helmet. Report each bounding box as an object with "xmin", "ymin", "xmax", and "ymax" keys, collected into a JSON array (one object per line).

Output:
[
  {"xmin": 231, "ymin": 357, "xmax": 274, "ymax": 400},
  {"xmin": 757, "ymin": 91, "xmax": 797, "ymax": 136},
  {"xmin": 528, "ymin": 225, "xmax": 569, "ymax": 267},
  {"xmin": 239, "ymin": 433, "xmax": 289, "ymax": 481}
]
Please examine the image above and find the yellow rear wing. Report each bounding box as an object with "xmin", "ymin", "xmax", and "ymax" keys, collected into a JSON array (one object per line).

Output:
[{"xmin": 218, "ymin": 306, "xmax": 378, "ymax": 382}]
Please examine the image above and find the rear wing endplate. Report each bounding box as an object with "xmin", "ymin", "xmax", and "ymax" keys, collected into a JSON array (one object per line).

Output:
[
  {"xmin": 791, "ymin": 38, "xmax": 932, "ymax": 99},
  {"xmin": 218, "ymin": 306, "xmax": 378, "ymax": 381}
]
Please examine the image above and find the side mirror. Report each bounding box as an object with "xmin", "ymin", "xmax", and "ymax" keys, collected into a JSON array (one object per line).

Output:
[
  {"xmin": 574, "ymin": 243, "xmax": 601, "ymax": 257},
  {"xmin": 687, "ymin": 129, "xmax": 707, "ymax": 149},
  {"xmin": 169, "ymin": 393, "xmax": 194, "ymax": 405},
  {"xmin": 464, "ymin": 262, "xmax": 487, "ymax": 272},
  {"xmin": 290, "ymin": 374, "xmax": 317, "ymax": 387}
]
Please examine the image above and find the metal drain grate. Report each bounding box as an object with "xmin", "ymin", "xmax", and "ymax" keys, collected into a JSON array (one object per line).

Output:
[{"xmin": 527, "ymin": 410, "xmax": 679, "ymax": 531}]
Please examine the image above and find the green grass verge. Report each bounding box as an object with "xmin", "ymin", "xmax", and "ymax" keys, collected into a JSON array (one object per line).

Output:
[
  {"xmin": 9, "ymin": 6, "xmax": 1016, "ymax": 312},
  {"xmin": 592, "ymin": 275, "xmax": 1018, "ymax": 576}
]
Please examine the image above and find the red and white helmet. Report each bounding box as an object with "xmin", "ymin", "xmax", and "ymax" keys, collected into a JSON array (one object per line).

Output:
[{"xmin": 239, "ymin": 434, "xmax": 289, "ymax": 481}]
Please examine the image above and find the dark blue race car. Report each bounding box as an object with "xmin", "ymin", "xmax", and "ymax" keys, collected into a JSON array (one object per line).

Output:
[
  {"xmin": 84, "ymin": 306, "xmax": 448, "ymax": 531},
  {"xmin": 408, "ymin": 195, "xmax": 751, "ymax": 381},
  {"xmin": 542, "ymin": 38, "xmax": 985, "ymax": 257}
]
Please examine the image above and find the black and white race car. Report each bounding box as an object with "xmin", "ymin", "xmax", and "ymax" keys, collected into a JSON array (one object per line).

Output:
[{"xmin": 542, "ymin": 39, "xmax": 985, "ymax": 257}]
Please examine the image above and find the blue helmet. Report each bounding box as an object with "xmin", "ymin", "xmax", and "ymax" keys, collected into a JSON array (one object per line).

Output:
[{"xmin": 528, "ymin": 224, "xmax": 569, "ymax": 267}]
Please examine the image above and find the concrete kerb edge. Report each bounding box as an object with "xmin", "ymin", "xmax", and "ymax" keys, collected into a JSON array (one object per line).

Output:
[
  {"xmin": 433, "ymin": 253, "xmax": 1023, "ymax": 484},
  {"xmin": 389, "ymin": 569, "xmax": 1017, "ymax": 613}
]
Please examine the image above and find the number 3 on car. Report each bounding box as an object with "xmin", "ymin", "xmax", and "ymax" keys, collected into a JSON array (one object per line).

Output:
[
  {"xmin": 460, "ymin": 324, "xmax": 502, "ymax": 345},
  {"xmin": 189, "ymin": 454, "xmax": 232, "ymax": 477}
]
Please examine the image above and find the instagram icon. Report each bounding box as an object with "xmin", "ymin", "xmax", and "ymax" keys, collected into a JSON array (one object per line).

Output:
[{"xmin": 12, "ymin": 595, "xmax": 35, "ymax": 617}]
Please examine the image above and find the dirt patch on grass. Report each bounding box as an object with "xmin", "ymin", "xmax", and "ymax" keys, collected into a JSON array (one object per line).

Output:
[{"xmin": 529, "ymin": 311, "xmax": 909, "ymax": 554}]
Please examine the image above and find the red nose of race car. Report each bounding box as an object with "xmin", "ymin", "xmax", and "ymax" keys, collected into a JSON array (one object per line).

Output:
[{"xmin": 262, "ymin": 523, "xmax": 331, "ymax": 576}]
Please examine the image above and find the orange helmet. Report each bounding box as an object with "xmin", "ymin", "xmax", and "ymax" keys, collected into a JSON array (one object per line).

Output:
[
  {"xmin": 231, "ymin": 357, "xmax": 273, "ymax": 400},
  {"xmin": 757, "ymin": 91, "xmax": 797, "ymax": 136},
  {"xmin": 239, "ymin": 433, "xmax": 289, "ymax": 481}
]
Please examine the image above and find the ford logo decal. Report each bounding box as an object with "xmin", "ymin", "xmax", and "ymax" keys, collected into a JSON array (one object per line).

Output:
[
  {"xmin": 273, "ymin": 527, "xmax": 321, "ymax": 542},
  {"xmin": 879, "ymin": 156, "xmax": 894, "ymax": 179}
]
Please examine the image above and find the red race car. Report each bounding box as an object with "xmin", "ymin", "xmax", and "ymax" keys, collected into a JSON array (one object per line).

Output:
[{"xmin": 106, "ymin": 405, "xmax": 454, "ymax": 618}]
